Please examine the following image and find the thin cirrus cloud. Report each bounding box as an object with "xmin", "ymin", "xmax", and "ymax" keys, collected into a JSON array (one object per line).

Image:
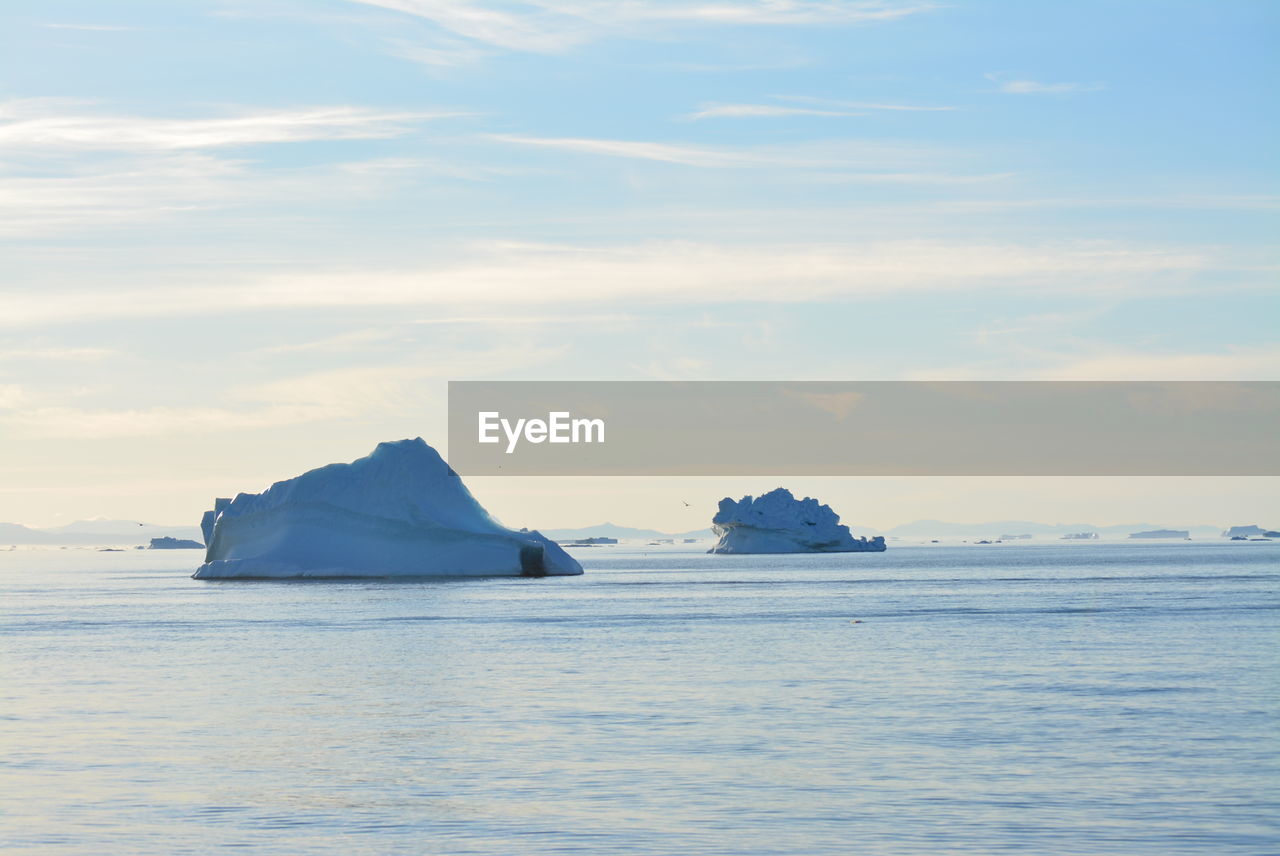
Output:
[
  {"xmin": 985, "ymin": 73, "xmax": 1107, "ymax": 95},
  {"xmin": 342, "ymin": 0, "xmax": 937, "ymax": 54},
  {"xmin": 44, "ymin": 22, "xmax": 140, "ymax": 31},
  {"xmin": 612, "ymin": 0, "xmax": 936, "ymax": 24},
  {"xmin": 0, "ymin": 100, "xmax": 458, "ymax": 151},
  {"xmin": 0, "ymin": 240, "xmax": 1212, "ymax": 328},
  {"xmin": 0, "ymin": 346, "xmax": 116, "ymax": 362},
  {"xmin": 0, "ymin": 153, "xmax": 439, "ymax": 236},
  {"xmin": 486, "ymin": 133, "xmax": 996, "ymax": 183},
  {"xmin": 486, "ymin": 133, "xmax": 773, "ymax": 167},
  {"xmin": 685, "ymin": 96, "xmax": 956, "ymax": 119},
  {"xmin": 341, "ymin": 0, "xmax": 590, "ymax": 53},
  {"xmin": 1037, "ymin": 345, "xmax": 1280, "ymax": 381},
  {"xmin": 485, "ymin": 133, "xmax": 937, "ymax": 169},
  {"xmin": 685, "ymin": 103, "xmax": 865, "ymax": 120},
  {"xmin": 0, "ymin": 349, "xmax": 564, "ymax": 439},
  {"xmin": 384, "ymin": 36, "xmax": 494, "ymax": 67},
  {"xmin": 915, "ymin": 345, "xmax": 1280, "ymax": 382},
  {"xmin": 803, "ymin": 171, "xmax": 1013, "ymax": 184},
  {"xmin": 770, "ymin": 94, "xmax": 955, "ymax": 111}
]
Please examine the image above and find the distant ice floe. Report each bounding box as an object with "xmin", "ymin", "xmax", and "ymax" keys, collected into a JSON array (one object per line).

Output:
[
  {"xmin": 193, "ymin": 438, "xmax": 582, "ymax": 579},
  {"xmin": 708, "ymin": 488, "xmax": 886, "ymax": 554}
]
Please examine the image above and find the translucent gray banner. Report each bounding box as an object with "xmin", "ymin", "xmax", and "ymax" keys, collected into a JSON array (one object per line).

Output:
[{"xmin": 447, "ymin": 381, "xmax": 1280, "ymax": 476}]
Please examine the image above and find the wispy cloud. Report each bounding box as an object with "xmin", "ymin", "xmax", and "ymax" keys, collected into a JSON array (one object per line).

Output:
[
  {"xmin": 44, "ymin": 23, "xmax": 139, "ymax": 32},
  {"xmin": 653, "ymin": 57, "xmax": 814, "ymax": 73},
  {"xmin": 252, "ymin": 329, "xmax": 402, "ymax": 356},
  {"xmin": 1040, "ymin": 345, "xmax": 1280, "ymax": 381},
  {"xmin": 384, "ymin": 36, "xmax": 493, "ymax": 67},
  {"xmin": 0, "ymin": 100, "xmax": 457, "ymax": 151},
  {"xmin": 0, "ymin": 385, "xmax": 28, "ymax": 409},
  {"xmin": 684, "ymin": 93, "xmax": 956, "ymax": 120},
  {"xmin": 2, "ymin": 402, "xmax": 333, "ymax": 439},
  {"xmin": 486, "ymin": 133, "xmax": 933, "ymax": 169},
  {"xmin": 254, "ymin": 317, "xmax": 633, "ymax": 357},
  {"xmin": 341, "ymin": 0, "xmax": 589, "ymax": 52},
  {"xmin": 487, "ymin": 133, "xmax": 998, "ymax": 182},
  {"xmin": 0, "ymin": 346, "xmax": 116, "ymax": 362},
  {"xmin": 616, "ymin": 1, "xmax": 937, "ymax": 25},
  {"xmin": 409, "ymin": 313, "xmax": 633, "ymax": 326},
  {"xmin": 915, "ymin": 344, "xmax": 1280, "ymax": 381},
  {"xmin": 924, "ymin": 194, "xmax": 1280, "ymax": 214},
  {"xmin": 0, "ymin": 152, "xmax": 440, "ymax": 236},
  {"xmin": 0, "ymin": 240, "xmax": 1214, "ymax": 328},
  {"xmin": 985, "ymin": 73, "xmax": 1107, "ymax": 95},
  {"xmin": 770, "ymin": 94, "xmax": 955, "ymax": 112},
  {"xmin": 344, "ymin": 0, "xmax": 936, "ymax": 55},
  {"xmin": 804, "ymin": 171, "xmax": 1013, "ymax": 184},
  {"xmin": 0, "ymin": 145, "xmax": 541, "ymax": 237},
  {"xmin": 0, "ymin": 348, "xmax": 562, "ymax": 439},
  {"xmin": 0, "ymin": 154, "xmax": 248, "ymax": 234},
  {"xmin": 487, "ymin": 134, "xmax": 765, "ymax": 166},
  {"xmin": 686, "ymin": 103, "xmax": 863, "ymax": 120}
]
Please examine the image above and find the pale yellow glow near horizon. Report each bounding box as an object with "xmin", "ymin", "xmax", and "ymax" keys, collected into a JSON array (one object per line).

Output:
[{"xmin": 3, "ymin": 468, "xmax": 1276, "ymax": 535}]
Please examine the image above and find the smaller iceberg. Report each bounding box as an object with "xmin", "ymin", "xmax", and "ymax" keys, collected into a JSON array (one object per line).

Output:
[
  {"xmin": 708, "ymin": 488, "xmax": 886, "ymax": 554},
  {"xmin": 149, "ymin": 536, "xmax": 203, "ymax": 550},
  {"xmin": 194, "ymin": 438, "xmax": 581, "ymax": 579}
]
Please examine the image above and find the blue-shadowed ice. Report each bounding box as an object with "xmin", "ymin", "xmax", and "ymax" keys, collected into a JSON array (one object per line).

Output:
[
  {"xmin": 709, "ymin": 487, "xmax": 886, "ymax": 554},
  {"xmin": 194, "ymin": 438, "xmax": 581, "ymax": 579}
]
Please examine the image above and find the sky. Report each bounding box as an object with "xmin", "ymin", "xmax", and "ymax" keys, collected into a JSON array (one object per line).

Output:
[{"xmin": 0, "ymin": 0, "xmax": 1276, "ymax": 531}]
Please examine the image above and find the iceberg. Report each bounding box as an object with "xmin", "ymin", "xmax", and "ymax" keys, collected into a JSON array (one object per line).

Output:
[
  {"xmin": 708, "ymin": 488, "xmax": 886, "ymax": 554},
  {"xmin": 193, "ymin": 438, "xmax": 582, "ymax": 579},
  {"xmin": 149, "ymin": 536, "xmax": 204, "ymax": 550},
  {"xmin": 200, "ymin": 498, "xmax": 230, "ymax": 548}
]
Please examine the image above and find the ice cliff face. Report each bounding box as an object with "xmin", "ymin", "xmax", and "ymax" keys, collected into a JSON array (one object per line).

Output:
[
  {"xmin": 708, "ymin": 488, "xmax": 886, "ymax": 554},
  {"xmin": 193, "ymin": 438, "xmax": 582, "ymax": 579}
]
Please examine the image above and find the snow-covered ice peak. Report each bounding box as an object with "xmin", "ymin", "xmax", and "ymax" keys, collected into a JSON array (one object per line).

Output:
[{"xmin": 194, "ymin": 438, "xmax": 582, "ymax": 579}]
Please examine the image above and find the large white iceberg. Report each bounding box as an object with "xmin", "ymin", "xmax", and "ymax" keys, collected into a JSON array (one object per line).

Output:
[
  {"xmin": 708, "ymin": 488, "xmax": 886, "ymax": 554},
  {"xmin": 194, "ymin": 438, "xmax": 582, "ymax": 579}
]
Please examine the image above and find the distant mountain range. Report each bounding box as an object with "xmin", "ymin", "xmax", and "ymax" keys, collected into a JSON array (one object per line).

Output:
[
  {"xmin": 2, "ymin": 516, "xmax": 1261, "ymax": 547},
  {"xmin": 537, "ymin": 522, "xmax": 714, "ymax": 541},
  {"xmin": 0, "ymin": 518, "xmax": 711, "ymax": 546},
  {"xmin": 535, "ymin": 520, "xmax": 1245, "ymax": 541},
  {"xmin": 0, "ymin": 519, "xmax": 203, "ymax": 546},
  {"xmin": 884, "ymin": 520, "xmax": 1227, "ymax": 538}
]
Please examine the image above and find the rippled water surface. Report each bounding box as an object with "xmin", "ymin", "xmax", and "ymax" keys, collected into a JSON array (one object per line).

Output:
[{"xmin": 2, "ymin": 542, "xmax": 1277, "ymax": 855}]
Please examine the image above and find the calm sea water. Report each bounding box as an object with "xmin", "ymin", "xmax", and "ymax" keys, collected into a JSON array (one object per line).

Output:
[{"xmin": 2, "ymin": 542, "xmax": 1277, "ymax": 855}]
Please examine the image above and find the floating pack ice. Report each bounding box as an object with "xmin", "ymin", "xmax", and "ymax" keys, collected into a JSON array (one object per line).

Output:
[
  {"xmin": 708, "ymin": 487, "xmax": 886, "ymax": 554},
  {"xmin": 193, "ymin": 438, "xmax": 582, "ymax": 579}
]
